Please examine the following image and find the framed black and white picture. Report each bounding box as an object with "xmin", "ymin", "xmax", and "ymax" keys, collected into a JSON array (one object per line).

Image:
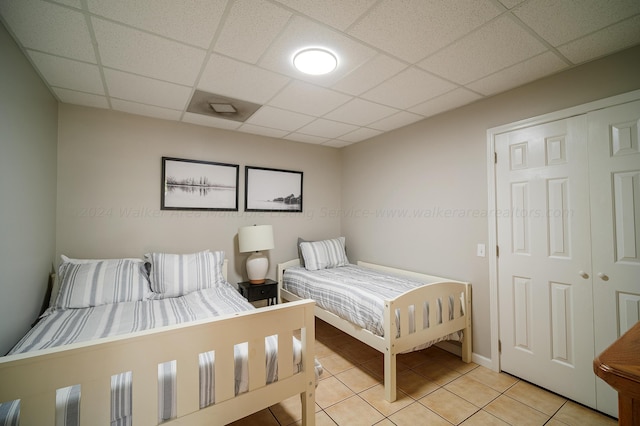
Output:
[
  {"xmin": 161, "ymin": 157, "xmax": 239, "ymax": 211},
  {"xmin": 245, "ymin": 166, "xmax": 303, "ymax": 212}
]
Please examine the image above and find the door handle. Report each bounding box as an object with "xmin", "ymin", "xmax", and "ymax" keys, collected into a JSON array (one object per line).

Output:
[
  {"xmin": 597, "ymin": 272, "xmax": 609, "ymax": 281},
  {"xmin": 579, "ymin": 270, "xmax": 589, "ymax": 279}
]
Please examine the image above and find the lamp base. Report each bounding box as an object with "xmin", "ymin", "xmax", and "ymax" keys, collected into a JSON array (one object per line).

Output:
[{"xmin": 246, "ymin": 251, "xmax": 268, "ymax": 284}]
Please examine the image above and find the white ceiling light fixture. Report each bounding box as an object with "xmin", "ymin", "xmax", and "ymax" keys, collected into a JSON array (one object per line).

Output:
[{"xmin": 293, "ymin": 48, "xmax": 338, "ymax": 75}]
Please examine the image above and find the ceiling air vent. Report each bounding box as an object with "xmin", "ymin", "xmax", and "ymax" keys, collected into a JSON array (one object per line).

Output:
[{"xmin": 186, "ymin": 90, "xmax": 261, "ymax": 122}]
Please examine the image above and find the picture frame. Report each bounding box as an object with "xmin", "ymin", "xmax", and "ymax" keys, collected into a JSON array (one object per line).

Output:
[
  {"xmin": 161, "ymin": 157, "xmax": 239, "ymax": 211},
  {"xmin": 245, "ymin": 166, "xmax": 303, "ymax": 212}
]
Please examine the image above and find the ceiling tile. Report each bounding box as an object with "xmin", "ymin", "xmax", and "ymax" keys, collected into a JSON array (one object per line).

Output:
[
  {"xmin": 245, "ymin": 105, "xmax": 315, "ymax": 131},
  {"xmin": 368, "ymin": 111, "xmax": 425, "ymax": 132},
  {"xmin": 258, "ymin": 15, "xmax": 377, "ymax": 86},
  {"xmin": 323, "ymin": 139, "xmax": 352, "ymax": 148},
  {"xmin": 27, "ymin": 51, "xmax": 104, "ymax": 94},
  {"xmin": 214, "ymin": 0, "xmax": 291, "ymax": 64},
  {"xmin": 50, "ymin": 0, "xmax": 82, "ymax": 7},
  {"xmin": 92, "ymin": 18, "xmax": 206, "ymax": 86},
  {"xmin": 284, "ymin": 133, "xmax": 329, "ymax": 144},
  {"xmin": 268, "ymin": 81, "xmax": 352, "ymax": 116},
  {"xmin": 331, "ymin": 53, "xmax": 407, "ymax": 96},
  {"xmin": 466, "ymin": 51, "xmax": 568, "ymax": 95},
  {"xmin": 86, "ymin": 0, "xmax": 225, "ymax": 48},
  {"xmin": 409, "ymin": 88, "xmax": 482, "ymax": 117},
  {"xmin": 0, "ymin": 0, "xmax": 96, "ymax": 62},
  {"xmin": 198, "ymin": 54, "xmax": 290, "ymax": 104},
  {"xmin": 361, "ymin": 67, "xmax": 457, "ymax": 109},
  {"xmin": 272, "ymin": 0, "xmax": 376, "ymax": 31},
  {"xmin": 104, "ymin": 69, "xmax": 192, "ymax": 110},
  {"xmin": 111, "ymin": 99, "xmax": 183, "ymax": 121},
  {"xmin": 557, "ymin": 15, "xmax": 640, "ymax": 64},
  {"xmin": 182, "ymin": 112, "xmax": 242, "ymax": 130},
  {"xmin": 513, "ymin": 0, "xmax": 640, "ymax": 46},
  {"xmin": 237, "ymin": 123, "xmax": 289, "ymax": 139},
  {"xmin": 297, "ymin": 118, "xmax": 358, "ymax": 138},
  {"xmin": 347, "ymin": 0, "xmax": 503, "ymax": 63},
  {"xmin": 338, "ymin": 127, "xmax": 383, "ymax": 143},
  {"xmin": 324, "ymin": 98, "xmax": 398, "ymax": 126},
  {"xmin": 53, "ymin": 88, "xmax": 108, "ymax": 109},
  {"xmin": 498, "ymin": 0, "xmax": 524, "ymax": 9},
  {"xmin": 419, "ymin": 15, "xmax": 548, "ymax": 85}
]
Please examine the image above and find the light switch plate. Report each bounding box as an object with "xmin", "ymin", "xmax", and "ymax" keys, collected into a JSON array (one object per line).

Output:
[{"xmin": 477, "ymin": 243, "xmax": 485, "ymax": 257}]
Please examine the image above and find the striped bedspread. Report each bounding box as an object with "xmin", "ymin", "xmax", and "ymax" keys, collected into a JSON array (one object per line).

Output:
[
  {"xmin": 283, "ymin": 264, "xmax": 462, "ymax": 341},
  {"xmin": 1, "ymin": 282, "xmax": 307, "ymax": 426}
]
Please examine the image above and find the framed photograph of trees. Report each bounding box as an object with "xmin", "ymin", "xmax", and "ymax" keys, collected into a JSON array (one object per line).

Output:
[{"xmin": 161, "ymin": 157, "xmax": 239, "ymax": 211}]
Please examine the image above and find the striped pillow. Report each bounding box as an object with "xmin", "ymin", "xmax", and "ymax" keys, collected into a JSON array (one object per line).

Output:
[
  {"xmin": 300, "ymin": 237, "xmax": 349, "ymax": 270},
  {"xmin": 145, "ymin": 250, "xmax": 225, "ymax": 299},
  {"xmin": 55, "ymin": 259, "xmax": 150, "ymax": 309}
]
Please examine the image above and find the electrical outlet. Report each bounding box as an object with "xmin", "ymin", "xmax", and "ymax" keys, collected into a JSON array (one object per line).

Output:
[{"xmin": 477, "ymin": 243, "xmax": 485, "ymax": 257}]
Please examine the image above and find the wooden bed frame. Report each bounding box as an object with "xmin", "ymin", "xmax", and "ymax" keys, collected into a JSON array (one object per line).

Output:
[
  {"xmin": 0, "ymin": 261, "xmax": 317, "ymax": 426},
  {"xmin": 277, "ymin": 259, "xmax": 472, "ymax": 402}
]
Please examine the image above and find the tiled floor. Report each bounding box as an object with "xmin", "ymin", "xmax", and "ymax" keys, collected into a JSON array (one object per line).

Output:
[{"xmin": 230, "ymin": 318, "xmax": 617, "ymax": 426}]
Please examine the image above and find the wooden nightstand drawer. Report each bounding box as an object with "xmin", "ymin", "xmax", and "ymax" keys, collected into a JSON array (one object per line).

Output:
[{"xmin": 237, "ymin": 279, "xmax": 278, "ymax": 305}]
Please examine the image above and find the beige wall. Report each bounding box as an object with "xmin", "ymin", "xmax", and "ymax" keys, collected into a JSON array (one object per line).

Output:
[
  {"xmin": 341, "ymin": 45, "xmax": 640, "ymax": 360},
  {"xmin": 0, "ymin": 23, "xmax": 58, "ymax": 354},
  {"xmin": 56, "ymin": 105, "xmax": 342, "ymax": 285}
]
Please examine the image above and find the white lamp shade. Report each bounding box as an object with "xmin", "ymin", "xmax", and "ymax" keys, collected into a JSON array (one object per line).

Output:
[{"xmin": 238, "ymin": 225, "xmax": 275, "ymax": 253}]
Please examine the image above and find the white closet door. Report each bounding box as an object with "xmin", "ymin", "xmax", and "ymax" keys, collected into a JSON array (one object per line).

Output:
[
  {"xmin": 588, "ymin": 100, "xmax": 640, "ymax": 417},
  {"xmin": 495, "ymin": 115, "xmax": 597, "ymax": 408}
]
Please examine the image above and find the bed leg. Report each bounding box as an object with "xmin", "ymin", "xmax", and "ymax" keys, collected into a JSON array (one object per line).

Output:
[
  {"xmin": 384, "ymin": 350, "xmax": 397, "ymax": 402},
  {"xmin": 300, "ymin": 387, "xmax": 316, "ymax": 426}
]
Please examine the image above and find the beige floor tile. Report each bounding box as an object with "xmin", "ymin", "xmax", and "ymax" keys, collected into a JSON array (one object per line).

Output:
[
  {"xmin": 335, "ymin": 366, "xmax": 381, "ymax": 393},
  {"xmin": 372, "ymin": 419, "xmax": 395, "ymax": 426},
  {"xmin": 269, "ymin": 394, "xmax": 321, "ymax": 425},
  {"xmin": 343, "ymin": 344, "xmax": 382, "ymax": 365},
  {"xmin": 387, "ymin": 402, "xmax": 452, "ymax": 426},
  {"xmin": 413, "ymin": 362, "xmax": 462, "ymax": 386},
  {"xmin": 315, "ymin": 376, "xmax": 355, "ymax": 409},
  {"xmin": 484, "ymin": 394, "xmax": 550, "ymax": 426},
  {"xmin": 419, "ymin": 387, "xmax": 479, "ymax": 425},
  {"xmin": 505, "ymin": 380, "xmax": 566, "ymax": 416},
  {"xmin": 444, "ymin": 375, "xmax": 501, "ymax": 408},
  {"xmin": 318, "ymin": 352, "xmax": 357, "ymax": 376},
  {"xmin": 396, "ymin": 369, "xmax": 440, "ymax": 399},
  {"xmin": 459, "ymin": 409, "xmax": 510, "ymax": 426},
  {"xmin": 441, "ymin": 357, "xmax": 479, "ymax": 374},
  {"xmin": 465, "ymin": 366, "xmax": 518, "ymax": 393},
  {"xmin": 284, "ymin": 410, "xmax": 339, "ymax": 426},
  {"xmin": 227, "ymin": 407, "xmax": 279, "ymax": 425},
  {"xmin": 358, "ymin": 383, "xmax": 413, "ymax": 417},
  {"xmin": 359, "ymin": 356, "xmax": 410, "ymax": 380},
  {"xmin": 324, "ymin": 395, "xmax": 385, "ymax": 426},
  {"xmin": 396, "ymin": 350, "xmax": 432, "ymax": 368},
  {"xmin": 552, "ymin": 401, "xmax": 617, "ymax": 426}
]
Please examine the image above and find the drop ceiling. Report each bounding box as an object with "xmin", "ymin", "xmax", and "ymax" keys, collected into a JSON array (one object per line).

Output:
[{"xmin": 1, "ymin": 0, "xmax": 639, "ymax": 148}]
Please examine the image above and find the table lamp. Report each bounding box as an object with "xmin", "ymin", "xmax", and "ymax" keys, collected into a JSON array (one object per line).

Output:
[{"xmin": 238, "ymin": 224, "xmax": 275, "ymax": 284}]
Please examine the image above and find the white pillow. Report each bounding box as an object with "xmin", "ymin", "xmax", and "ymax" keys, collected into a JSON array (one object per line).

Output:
[
  {"xmin": 51, "ymin": 255, "xmax": 145, "ymax": 307},
  {"xmin": 145, "ymin": 250, "xmax": 226, "ymax": 299},
  {"xmin": 55, "ymin": 258, "xmax": 150, "ymax": 309},
  {"xmin": 300, "ymin": 237, "xmax": 349, "ymax": 271}
]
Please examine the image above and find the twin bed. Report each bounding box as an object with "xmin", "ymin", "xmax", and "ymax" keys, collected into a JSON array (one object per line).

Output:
[
  {"xmin": 0, "ymin": 251, "xmax": 317, "ymax": 426},
  {"xmin": 277, "ymin": 237, "xmax": 472, "ymax": 402},
  {"xmin": 0, "ymin": 238, "xmax": 472, "ymax": 425}
]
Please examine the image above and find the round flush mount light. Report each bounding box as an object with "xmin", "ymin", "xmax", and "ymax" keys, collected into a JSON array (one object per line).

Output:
[{"xmin": 293, "ymin": 48, "xmax": 338, "ymax": 75}]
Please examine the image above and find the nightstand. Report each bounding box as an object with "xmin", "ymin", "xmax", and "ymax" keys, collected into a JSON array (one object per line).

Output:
[{"xmin": 237, "ymin": 279, "xmax": 278, "ymax": 305}]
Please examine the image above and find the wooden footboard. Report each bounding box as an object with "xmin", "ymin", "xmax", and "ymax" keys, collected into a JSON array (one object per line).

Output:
[
  {"xmin": 277, "ymin": 259, "xmax": 472, "ymax": 402},
  {"xmin": 0, "ymin": 300, "xmax": 316, "ymax": 426}
]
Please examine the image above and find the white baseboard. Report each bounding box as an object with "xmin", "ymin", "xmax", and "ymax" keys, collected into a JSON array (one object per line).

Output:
[{"xmin": 436, "ymin": 341, "xmax": 493, "ymax": 370}]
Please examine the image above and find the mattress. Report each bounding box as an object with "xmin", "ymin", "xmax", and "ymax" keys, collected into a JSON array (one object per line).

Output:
[
  {"xmin": 1, "ymin": 282, "xmax": 312, "ymax": 426},
  {"xmin": 283, "ymin": 264, "xmax": 462, "ymax": 342}
]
